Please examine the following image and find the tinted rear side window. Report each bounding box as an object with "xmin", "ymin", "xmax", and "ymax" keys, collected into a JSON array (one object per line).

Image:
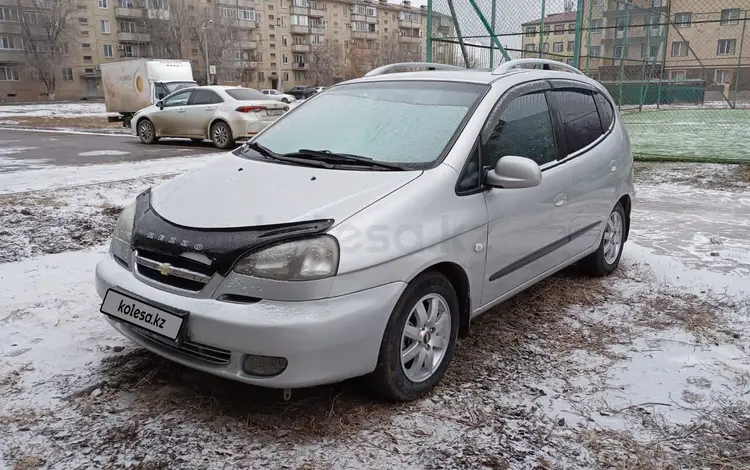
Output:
[
  {"xmin": 191, "ymin": 89, "xmax": 217, "ymax": 105},
  {"xmin": 549, "ymin": 89, "xmax": 603, "ymax": 155},
  {"xmin": 594, "ymin": 92, "xmax": 614, "ymax": 132},
  {"xmin": 225, "ymin": 88, "xmax": 268, "ymax": 101}
]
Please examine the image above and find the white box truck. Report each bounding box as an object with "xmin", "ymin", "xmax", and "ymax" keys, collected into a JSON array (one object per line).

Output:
[{"xmin": 100, "ymin": 59, "xmax": 197, "ymax": 127}]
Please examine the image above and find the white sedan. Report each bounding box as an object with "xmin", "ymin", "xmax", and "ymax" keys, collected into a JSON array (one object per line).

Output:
[
  {"xmin": 260, "ymin": 89, "xmax": 297, "ymax": 104},
  {"xmin": 132, "ymin": 86, "xmax": 289, "ymax": 149}
]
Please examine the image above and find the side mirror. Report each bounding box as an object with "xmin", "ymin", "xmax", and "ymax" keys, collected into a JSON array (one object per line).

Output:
[
  {"xmin": 486, "ymin": 156, "xmax": 542, "ymax": 189},
  {"xmin": 157, "ymin": 100, "xmax": 164, "ymax": 109}
]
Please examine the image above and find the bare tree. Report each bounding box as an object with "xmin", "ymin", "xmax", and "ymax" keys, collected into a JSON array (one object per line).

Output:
[
  {"xmin": 16, "ymin": 0, "xmax": 79, "ymax": 99},
  {"xmin": 192, "ymin": 10, "xmax": 239, "ymax": 84},
  {"xmin": 146, "ymin": 0, "xmax": 195, "ymax": 59},
  {"xmin": 308, "ymin": 42, "xmax": 341, "ymax": 86}
]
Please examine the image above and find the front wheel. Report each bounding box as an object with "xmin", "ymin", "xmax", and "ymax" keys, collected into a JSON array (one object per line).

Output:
[
  {"xmin": 367, "ymin": 271, "xmax": 459, "ymax": 402},
  {"xmin": 137, "ymin": 119, "xmax": 158, "ymax": 144},
  {"xmin": 210, "ymin": 121, "xmax": 234, "ymax": 149},
  {"xmin": 580, "ymin": 202, "xmax": 626, "ymax": 277},
  {"xmin": 281, "ymin": 98, "xmax": 289, "ymax": 104}
]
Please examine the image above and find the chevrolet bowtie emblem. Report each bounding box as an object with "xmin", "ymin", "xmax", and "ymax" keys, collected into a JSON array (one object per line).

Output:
[{"xmin": 157, "ymin": 263, "xmax": 174, "ymax": 276}]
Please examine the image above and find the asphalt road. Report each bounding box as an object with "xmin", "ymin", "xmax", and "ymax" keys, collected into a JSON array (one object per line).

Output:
[{"xmin": 0, "ymin": 129, "xmax": 225, "ymax": 172}]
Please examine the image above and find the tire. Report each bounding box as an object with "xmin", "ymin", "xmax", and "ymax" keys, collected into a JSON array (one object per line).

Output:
[
  {"xmin": 210, "ymin": 121, "xmax": 234, "ymax": 150},
  {"xmin": 281, "ymin": 98, "xmax": 289, "ymax": 104},
  {"xmin": 137, "ymin": 119, "xmax": 158, "ymax": 144},
  {"xmin": 367, "ymin": 271, "xmax": 460, "ymax": 402},
  {"xmin": 580, "ymin": 202, "xmax": 626, "ymax": 277}
]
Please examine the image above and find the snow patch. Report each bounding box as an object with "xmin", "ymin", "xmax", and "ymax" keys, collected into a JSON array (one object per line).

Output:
[{"xmin": 77, "ymin": 150, "xmax": 131, "ymax": 157}]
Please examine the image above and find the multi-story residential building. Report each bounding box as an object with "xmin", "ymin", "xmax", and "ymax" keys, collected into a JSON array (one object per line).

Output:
[
  {"xmin": 521, "ymin": 11, "xmax": 579, "ymax": 64},
  {"xmin": 0, "ymin": 0, "xmax": 442, "ymax": 102}
]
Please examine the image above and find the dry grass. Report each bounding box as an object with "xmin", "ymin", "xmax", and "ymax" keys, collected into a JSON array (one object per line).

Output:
[
  {"xmin": 634, "ymin": 161, "xmax": 750, "ymax": 191},
  {"xmin": 12, "ymin": 456, "xmax": 46, "ymax": 470}
]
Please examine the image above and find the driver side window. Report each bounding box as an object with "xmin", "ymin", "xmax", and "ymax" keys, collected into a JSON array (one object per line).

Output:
[
  {"xmin": 164, "ymin": 90, "xmax": 193, "ymax": 108},
  {"xmin": 155, "ymin": 84, "xmax": 169, "ymax": 101},
  {"xmin": 483, "ymin": 92, "xmax": 557, "ymax": 168}
]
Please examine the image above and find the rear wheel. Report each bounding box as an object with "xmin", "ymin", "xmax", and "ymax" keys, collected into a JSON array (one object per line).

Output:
[
  {"xmin": 210, "ymin": 121, "xmax": 234, "ymax": 149},
  {"xmin": 580, "ymin": 202, "xmax": 626, "ymax": 277},
  {"xmin": 281, "ymin": 98, "xmax": 289, "ymax": 104},
  {"xmin": 137, "ymin": 119, "xmax": 158, "ymax": 144},
  {"xmin": 368, "ymin": 271, "xmax": 459, "ymax": 402}
]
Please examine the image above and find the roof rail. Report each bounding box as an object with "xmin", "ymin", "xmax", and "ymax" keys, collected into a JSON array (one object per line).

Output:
[
  {"xmin": 364, "ymin": 62, "xmax": 465, "ymax": 77},
  {"xmin": 492, "ymin": 58, "xmax": 585, "ymax": 76}
]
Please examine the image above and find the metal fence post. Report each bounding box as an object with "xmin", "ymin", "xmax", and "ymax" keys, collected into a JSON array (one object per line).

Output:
[
  {"xmin": 584, "ymin": 0, "xmax": 594, "ymax": 75},
  {"xmin": 573, "ymin": 0, "xmax": 585, "ymax": 68},
  {"xmin": 426, "ymin": 0, "xmax": 433, "ymax": 62},
  {"xmin": 618, "ymin": 6, "xmax": 630, "ymax": 109},
  {"xmin": 539, "ymin": 0, "xmax": 546, "ymax": 59},
  {"xmin": 468, "ymin": 0, "xmax": 511, "ymax": 60},
  {"xmin": 656, "ymin": 3, "xmax": 671, "ymax": 110},
  {"xmin": 733, "ymin": 9, "xmax": 747, "ymax": 109},
  {"xmin": 490, "ymin": 0, "xmax": 496, "ymax": 67}
]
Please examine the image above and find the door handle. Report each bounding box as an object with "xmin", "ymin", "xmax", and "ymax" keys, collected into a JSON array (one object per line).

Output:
[
  {"xmin": 204, "ymin": 107, "xmax": 215, "ymax": 110},
  {"xmin": 177, "ymin": 109, "xmax": 185, "ymax": 113},
  {"xmin": 554, "ymin": 193, "xmax": 567, "ymax": 207},
  {"xmin": 609, "ymin": 160, "xmax": 617, "ymax": 172}
]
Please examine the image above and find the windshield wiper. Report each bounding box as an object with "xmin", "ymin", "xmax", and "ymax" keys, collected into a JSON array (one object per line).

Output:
[
  {"xmin": 290, "ymin": 149, "xmax": 404, "ymax": 171},
  {"xmin": 240, "ymin": 142, "xmax": 331, "ymax": 168}
]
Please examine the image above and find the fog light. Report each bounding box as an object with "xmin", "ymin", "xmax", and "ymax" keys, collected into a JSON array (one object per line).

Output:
[{"xmin": 242, "ymin": 354, "xmax": 288, "ymax": 377}]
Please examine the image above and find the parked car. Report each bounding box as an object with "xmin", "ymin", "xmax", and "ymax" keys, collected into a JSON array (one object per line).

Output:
[
  {"xmin": 132, "ymin": 86, "xmax": 289, "ymax": 149},
  {"xmin": 96, "ymin": 59, "xmax": 634, "ymax": 402},
  {"xmin": 314, "ymin": 86, "xmax": 326, "ymax": 93},
  {"xmin": 260, "ymin": 89, "xmax": 297, "ymax": 104},
  {"xmin": 286, "ymin": 85, "xmax": 318, "ymax": 99}
]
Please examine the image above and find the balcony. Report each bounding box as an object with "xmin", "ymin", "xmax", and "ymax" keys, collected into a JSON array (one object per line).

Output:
[
  {"xmin": 0, "ymin": 49, "xmax": 24, "ymax": 62},
  {"xmin": 398, "ymin": 35, "xmax": 421, "ymax": 43},
  {"xmin": 352, "ymin": 31, "xmax": 378, "ymax": 40},
  {"xmin": 351, "ymin": 13, "xmax": 366, "ymax": 23},
  {"xmin": 0, "ymin": 22, "xmax": 23, "ymax": 35},
  {"xmin": 292, "ymin": 44, "xmax": 310, "ymax": 53},
  {"xmin": 309, "ymin": 26, "xmax": 325, "ymax": 35},
  {"xmin": 291, "ymin": 25, "xmax": 309, "ymax": 34},
  {"xmin": 236, "ymin": 19, "xmax": 258, "ymax": 29},
  {"xmin": 240, "ymin": 40, "xmax": 258, "ymax": 49},
  {"xmin": 308, "ymin": 8, "xmax": 325, "ymax": 17},
  {"xmin": 118, "ymin": 32, "xmax": 150, "ymax": 42},
  {"xmin": 399, "ymin": 20, "xmax": 419, "ymax": 28},
  {"xmin": 114, "ymin": 7, "xmax": 144, "ymax": 18},
  {"xmin": 603, "ymin": 5, "xmax": 666, "ymax": 19},
  {"xmin": 291, "ymin": 6, "xmax": 309, "ymax": 15},
  {"xmin": 293, "ymin": 62, "xmax": 308, "ymax": 70}
]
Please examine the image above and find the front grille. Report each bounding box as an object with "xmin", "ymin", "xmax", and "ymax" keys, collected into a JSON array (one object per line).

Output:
[
  {"xmin": 130, "ymin": 326, "xmax": 232, "ymax": 365},
  {"xmin": 134, "ymin": 249, "xmax": 215, "ymax": 292}
]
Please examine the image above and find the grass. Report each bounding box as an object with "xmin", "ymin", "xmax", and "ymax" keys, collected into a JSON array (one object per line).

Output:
[{"xmin": 623, "ymin": 108, "xmax": 750, "ymax": 163}]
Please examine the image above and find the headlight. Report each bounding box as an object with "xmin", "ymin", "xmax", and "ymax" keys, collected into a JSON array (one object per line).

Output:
[
  {"xmin": 112, "ymin": 201, "xmax": 136, "ymax": 243},
  {"xmin": 233, "ymin": 236, "xmax": 339, "ymax": 281}
]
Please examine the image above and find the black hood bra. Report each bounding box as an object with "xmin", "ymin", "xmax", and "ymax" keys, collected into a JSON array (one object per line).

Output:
[{"xmin": 130, "ymin": 189, "xmax": 334, "ymax": 276}]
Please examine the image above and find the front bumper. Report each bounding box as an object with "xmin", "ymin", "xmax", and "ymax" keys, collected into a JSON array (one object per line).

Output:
[{"xmin": 95, "ymin": 254, "xmax": 405, "ymax": 388}]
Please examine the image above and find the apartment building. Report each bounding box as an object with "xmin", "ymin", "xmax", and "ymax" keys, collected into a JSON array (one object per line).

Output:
[
  {"xmin": 521, "ymin": 11, "xmax": 579, "ymax": 64},
  {"xmin": 0, "ymin": 0, "xmax": 437, "ymax": 102}
]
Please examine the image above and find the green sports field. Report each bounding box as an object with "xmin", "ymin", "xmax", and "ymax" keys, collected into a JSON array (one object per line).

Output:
[{"xmin": 623, "ymin": 108, "xmax": 750, "ymax": 163}]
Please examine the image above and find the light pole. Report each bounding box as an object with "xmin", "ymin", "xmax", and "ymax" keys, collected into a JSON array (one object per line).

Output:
[{"xmin": 202, "ymin": 18, "xmax": 212, "ymax": 85}]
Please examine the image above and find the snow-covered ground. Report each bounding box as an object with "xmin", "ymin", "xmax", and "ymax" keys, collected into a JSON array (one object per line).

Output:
[
  {"xmin": 0, "ymin": 102, "xmax": 115, "ymax": 118},
  {"xmin": 0, "ymin": 160, "xmax": 748, "ymax": 469}
]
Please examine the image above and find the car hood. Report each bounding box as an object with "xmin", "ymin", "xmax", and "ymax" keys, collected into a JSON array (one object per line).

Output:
[{"xmin": 150, "ymin": 152, "xmax": 422, "ymax": 229}]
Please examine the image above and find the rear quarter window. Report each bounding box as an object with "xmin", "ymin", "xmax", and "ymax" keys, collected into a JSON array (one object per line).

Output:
[{"xmin": 594, "ymin": 92, "xmax": 615, "ymax": 132}]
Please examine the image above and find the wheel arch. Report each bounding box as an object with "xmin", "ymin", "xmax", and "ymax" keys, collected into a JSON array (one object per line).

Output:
[
  {"xmin": 411, "ymin": 262, "xmax": 472, "ymax": 338},
  {"xmin": 208, "ymin": 117, "xmax": 231, "ymax": 136},
  {"xmin": 135, "ymin": 116, "xmax": 155, "ymax": 136}
]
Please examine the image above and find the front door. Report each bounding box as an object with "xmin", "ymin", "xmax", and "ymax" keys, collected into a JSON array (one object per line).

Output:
[
  {"xmin": 185, "ymin": 89, "xmax": 222, "ymax": 137},
  {"xmin": 85, "ymin": 78, "xmax": 98, "ymax": 98},
  {"xmin": 150, "ymin": 89, "xmax": 193, "ymax": 136},
  {"xmin": 480, "ymin": 86, "xmax": 572, "ymax": 307}
]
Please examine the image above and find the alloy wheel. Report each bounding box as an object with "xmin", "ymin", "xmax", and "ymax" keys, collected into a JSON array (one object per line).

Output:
[
  {"xmin": 603, "ymin": 211, "xmax": 623, "ymax": 265},
  {"xmin": 400, "ymin": 294, "xmax": 452, "ymax": 383}
]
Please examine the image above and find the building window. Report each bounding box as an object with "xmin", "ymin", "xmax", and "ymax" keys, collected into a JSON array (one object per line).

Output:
[
  {"xmin": 613, "ymin": 45, "xmax": 624, "ymax": 58},
  {"xmin": 81, "ymin": 42, "xmax": 91, "ymax": 49},
  {"xmin": 642, "ymin": 43, "xmax": 659, "ymax": 59},
  {"xmin": 553, "ymin": 41, "xmax": 563, "ymax": 52},
  {"xmin": 83, "ymin": 55, "xmax": 92, "ymax": 62},
  {"xmin": 62, "ymin": 68, "xmax": 73, "ymax": 81},
  {"xmin": 98, "ymin": 0, "xmax": 108, "ymax": 8},
  {"xmin": 103, "ymin": 44, "xmax": 113, "ymax": 57},
  {"xmin": 283, "ymin": 72, "xmax": 289, "ymax": 81},
  {"xmin": 590, "ymin": 18, "xmax": 602, "ymax": 34},
  {"xmin": 78, "ymin": 17, "xmax": 88, "ymax": 24},
  {"xmin": 118, "ymin": 0, "xmax": 135, "ymax": 7},
  {"xmin": 670, "ymin": 41, "xmax": 688, "ymax": 57},
  {"xmin": 0, "ymin": 64, "xmax": 19, "ymax": 80},
  {"xmin": 282, "ymin": 36, "xmax": 288, "ymax": 46},
  {"xmin": 567, "ymin": 41, "xmax": 574, "ymax": 52},
  {"xmin": 674, "ymin": 12, "xmax": 692, "ymax": 28},
  {"xmin": 553, "ymin": 24, "xmax": 564, "ymax": 35},
  {"xmin": 715, "ymin": 69, "xmax": 731, "ymax": 84},
  {"xmin": 0, "ymin": 35, "xmax": 23, "ymax": 50},
  {"xmin": 720, "ymin": 9, "xmax": 740, "ymax": 26},
  {"xmin": 291, "ymin": 15, "xmax": 308, "ymax": 26},
  {"xmin": 293, "ymin": 53, "xmax": 304, "ymax": 63},
  {"xmin": 80, "ymin": 30, "xmax": 90, "ymax": 36},
  {"xmin": 101, "ymin": 19, "xmax": 110, "ymax": 33},
  {"xmin": 525, "ymin": 27, "xmax": 536, "ymax": 37},
  {"xmin": 617, "ymin": 0, "xmax": 633, "ymax": 10},
  {"xmin": 651, "ymin": 0, "xmax": 663, "ymax": 7},
  {"xmin": 669, "ymin": 70, "xmax": 686, "ymax": 81},
  {"xmin": 220, "ymin": 7, "xmax": 238, "ymax": 19},
  {"xmin": 589, "ymin": 45, "xmax": 601, "ymax": 57},
  {"xmin": 0, "ymin": 7, "xmax": 20, "ymax": 22},
  {"xmin": 122, "ymin": 43, "xmax": 139, "ymax": 57},
  {"xmin": 283, "ymin": 54, "xmax": 288, "ymax": 64},
  {"xmin": 120, "ymin": 21, "xmax": 135, "ymax": 33},
  {"xmin": 646, "ymin": 14, "xmax": 660, "ymax": 34},
  {"xmin": 717, "ymin": 39, "xmax": 736, "ymax": 55},
  {"xmin": 525, "ymin": 43, "xmax": 536, "ymax": 52}
]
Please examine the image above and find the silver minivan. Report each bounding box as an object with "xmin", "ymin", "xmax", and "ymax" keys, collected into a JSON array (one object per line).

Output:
[{"xmin": 95, "ymin": 59, "xmax": 634, "ymax": 402}]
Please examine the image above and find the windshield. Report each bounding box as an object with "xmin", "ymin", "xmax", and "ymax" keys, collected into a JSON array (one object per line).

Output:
[
  {"xmin": 165, "ymin": 81, "xmax": 197, "ymax": 94},
  {"xmin": 251, "ymin": 81, "xmax": 488, "ymax": 167},
  {"xmin": 225, "ymin": 88, "xmax": 267, "ymax": 101}
]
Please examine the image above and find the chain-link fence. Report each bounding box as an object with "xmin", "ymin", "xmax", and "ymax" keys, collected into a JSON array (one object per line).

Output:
[{"xmin": 428, "ymin": 0, "xmax": 750, "ymax": 163}]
